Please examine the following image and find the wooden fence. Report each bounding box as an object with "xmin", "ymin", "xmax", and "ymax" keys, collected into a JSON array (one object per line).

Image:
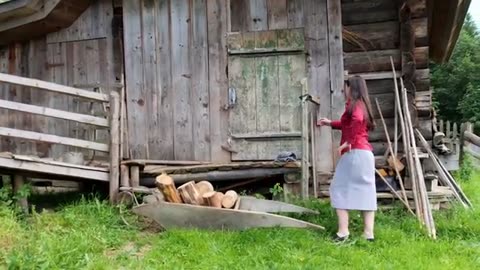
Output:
[
  {"xmin": 436, "ymin": 120, "xmax": 480, "ymax": 170},
  {"xmin": 0, "ymin": 73, "xmax": 121, "ymax": 203}
]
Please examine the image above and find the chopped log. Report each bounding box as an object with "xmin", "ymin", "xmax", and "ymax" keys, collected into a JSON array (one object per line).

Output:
[
  {"xmin": 234, "ymin": 197, "xmax": 241, "ymax": 210},
  {"xmin": 177, "ymin": 181, "xmax": 204, "ymax": 205},
  {"xmin": 203, "ymin": 191, "xmax": 224, "ymax": 208},
  {"xmin": 222, "ymin": 190, "xmax": 239, "ymax": 209},
  {"xmin": 155, "ymin": 173, "xmax": 182, "ymax": 203},
  {"xmin": 195, "ymin": 181, "xmax": 214, "ymax": 196}
]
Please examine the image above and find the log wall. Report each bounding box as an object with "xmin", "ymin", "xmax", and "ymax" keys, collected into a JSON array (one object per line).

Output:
[{"xmin": 342, "ymin": 0, "xmax": 432, "ymax": 148}]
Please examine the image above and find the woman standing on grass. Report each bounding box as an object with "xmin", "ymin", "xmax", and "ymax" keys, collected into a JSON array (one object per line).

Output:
[{"xmin": 317, "ymin": 75, "xmax": 377, "ymax": 242}]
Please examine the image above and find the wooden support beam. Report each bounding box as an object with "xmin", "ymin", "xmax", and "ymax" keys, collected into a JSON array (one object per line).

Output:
[
  {"xmin": 300, "ymin": 78, "xmax": 309, "ymax": 199},
  {"xmin": 399, "ymin": 0, "xmax": 417, "ymax": 93},
  {"xmin": 0, "ymin": 72, "xmax": 109, "ymax": 102},
  {"xmin": 0, "ymin": 127, "xmax": 109, "ymax": 152},
  {"xmin": 0, "ymin": 99, "xmax": 109, "ymax": 127},
  {"xmin": 0, "ymin": 156, "xmax": 109, "ymax": 181},
  {"xmin": 130, "ymin": 166, "xmax": 140, "ymax": 188},
  {"xmin": 328, "ymin": 0, "xmax": 344, "ymax": 165},
  {"xmin": 464, "ymin": 131, "xmax": 480, "ymax": 147},
  {"xmin": 109, "ymin": 92, "xmax": 121, "ymax": 204},
  {"xmin": 13, "ymin": 175, "xmax": 28, "ymax": 213},
  {"xmin": 120, "ymin": 165, "xmax": 130, "ymax": 188}
]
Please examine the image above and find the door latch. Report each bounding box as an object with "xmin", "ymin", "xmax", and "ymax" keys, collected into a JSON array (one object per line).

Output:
[{"xmin": 228, "ymin": 87, "xmax": 237, "ymax": 108}]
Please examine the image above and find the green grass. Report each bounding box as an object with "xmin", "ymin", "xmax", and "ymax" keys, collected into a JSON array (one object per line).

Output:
[{"xmin": 2, "ymin": 174, "xmax": 480, "ymax": 270}]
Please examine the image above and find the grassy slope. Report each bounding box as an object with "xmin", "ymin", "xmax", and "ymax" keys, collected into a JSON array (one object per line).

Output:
[{"xmin": 2, "ymin": 174, "xmax": 480, "ymax": 269}]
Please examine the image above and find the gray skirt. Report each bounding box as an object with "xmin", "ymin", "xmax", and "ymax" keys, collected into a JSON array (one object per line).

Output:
[{"xmin": 330, "ymin": 149, "xmax": 377, "ymax": 211}]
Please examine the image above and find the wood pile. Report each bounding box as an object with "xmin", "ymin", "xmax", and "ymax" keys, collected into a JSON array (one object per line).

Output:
[{"xmin": 155, "ymin": 172, "xmax": 240, "ymax": 209}]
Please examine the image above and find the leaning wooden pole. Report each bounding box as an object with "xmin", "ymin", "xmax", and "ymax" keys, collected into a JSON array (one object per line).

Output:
[
  {"xmin": 300, "ymin": 78, "xmax": 310, "ymax": 199},
  {"xmin": 375, "ymin": 98, "xmax": 411, "ymax": 214},
  {"xmin": 109, "ymin": 91, "xmax": 121, "ymax": 204},
  {"xmin": 390, "ymin": 57, "xmax": 421, "ymax": 219},
  {"xmin": 401, "ymin": 78, "xmax": 436, "ymax": 239}
]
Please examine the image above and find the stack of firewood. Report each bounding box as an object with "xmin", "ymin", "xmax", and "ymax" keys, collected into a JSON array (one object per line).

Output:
[{"xmin": 155, "ymin": 172, "xmax": 240, "ymax": 209}]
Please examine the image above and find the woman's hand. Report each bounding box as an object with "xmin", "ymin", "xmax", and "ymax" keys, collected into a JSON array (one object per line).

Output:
[
  {"xmin": 317, "ymin": 118, "xmax": 331, "ymax": 127},
  {"xmin": 337, "ymin": 142, "xmax": 351, "ymax": 156}
]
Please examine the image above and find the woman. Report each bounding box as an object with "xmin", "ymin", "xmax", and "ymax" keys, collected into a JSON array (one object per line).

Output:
[{"xmin": 317, "ymin": 75, "xmax": 377, "ymax": 242}]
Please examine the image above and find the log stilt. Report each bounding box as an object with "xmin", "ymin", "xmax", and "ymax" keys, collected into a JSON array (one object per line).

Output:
[
  {"xmin": 222, "ymin": 190, "xmax": 239, "ymax": 209},
  {"xmin": 130, "ymin": 166, "xmax": 140, "ymax": 187},
  {"xmin": 155, "ymin": 173, "xmax": 182, "ymax": 203},
  {"xmin": 203, "ymin": 191, "xmax": 224, "ymax": 208},
  {"xmin": 13, "ymin": 175, "xmax": 28, "ymax": 213},
  {"xmin": 120, "ymin": 165, "xmax": 130, "ymax": 187}
]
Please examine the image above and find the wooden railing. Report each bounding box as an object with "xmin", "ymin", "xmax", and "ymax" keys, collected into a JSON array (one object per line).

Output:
[
  {"xmin": 0, "ymin": 72, "xmax": 121, "ymax": 203},
  {"xmin": 461, "ymin": 122, "xmax": 480, "ymax": 168}
]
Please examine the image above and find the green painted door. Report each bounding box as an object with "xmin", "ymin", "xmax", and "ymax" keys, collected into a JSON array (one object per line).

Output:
[{"xmin": 227, "ymin": 30, "xmax": 306, "ymax": 161}]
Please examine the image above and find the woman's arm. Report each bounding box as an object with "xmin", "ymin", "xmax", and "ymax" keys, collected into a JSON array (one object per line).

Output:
[{"xmin": 330, "ymin": 120, "xmax": 342, "ymax": 130}]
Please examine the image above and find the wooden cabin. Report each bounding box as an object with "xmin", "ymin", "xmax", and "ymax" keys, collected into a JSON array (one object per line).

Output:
[{"xmin": 0, "ymin": 0, "xmax": 471, "ymax": 202}]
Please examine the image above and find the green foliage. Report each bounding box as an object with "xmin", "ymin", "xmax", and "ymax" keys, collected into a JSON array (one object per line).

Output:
[
  {"xmin": 455, "ymin": 154, "xmax": 474, "ymax": 182},
  {"xmin": 269, "ymin": 183, "xmax": 284, "ymax": 197},
  {"xmin": 431, "ymin": 14, "xmax": 480, "ymax": 124},
  {"xmin": 1, "ymin": 171, "xmax": 480, "ymax": 269}
]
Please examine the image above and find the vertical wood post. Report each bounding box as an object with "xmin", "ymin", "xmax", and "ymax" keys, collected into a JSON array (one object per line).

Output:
[
  {"xmin": 120, "ymin": 164, "xmax": 130, "ymax": 188},
  {"xmin": 130, "ymin": 165, "xmax": 140, "ymax": 187},
  {"xmin": 301, "ymin": 78, "xmax": 310, "ymax": 199},
  {"xmin": 13, "ymin": 175, "xmax": 28, "ymax": 213},
  {"xmin": 460, "ymin": 122, "xmax": 473, "ymax": 164},
  {"xmin": 109, "ymin": 91, "xmax": 121, "ymax": 204},
  {"xmin": 399, "ymin": 0, "xmax": 416, "ymax": 93},
  {"xmin": 327, "ymin": 0, "xmax": 344, "ymax": 165}
]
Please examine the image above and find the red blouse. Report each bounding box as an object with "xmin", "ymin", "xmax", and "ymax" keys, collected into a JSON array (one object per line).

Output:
[{"xmin": 331, "ymin": 100, "xmax": 373, "ymax": 155}]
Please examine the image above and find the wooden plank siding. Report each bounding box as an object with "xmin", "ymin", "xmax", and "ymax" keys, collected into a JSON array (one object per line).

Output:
[
  {"xmin": 118, "ymin": 0, "xmax": 431, "ymax": 163},
  {"xmin": 123, "ymin": 0, "xmax": 225, "ymax": 161},
  {"xmin": 0, "ymin": 0, "xmax": 117, "ymax": 161}
]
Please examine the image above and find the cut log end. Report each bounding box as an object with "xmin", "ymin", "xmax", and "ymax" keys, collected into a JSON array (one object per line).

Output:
[
  {"xmin": 221, "ymin": 190, "xmax": 239, "ymax": 209},
  {"xmin": 155, "ymin": 173, "xmax": 182, "ymax": 203},
  {"xmin": 195, "ymin": 180, "xmax": 214, "ymax": 196},
  {"xmin": 203, "ymin": 191, "xmax": 224, "ymax": 208}
]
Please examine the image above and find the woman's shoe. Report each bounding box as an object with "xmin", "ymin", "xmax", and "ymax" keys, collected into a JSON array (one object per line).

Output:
[{"xmin": 332, "ymin": 233, "xmax": 349, "ymax": 243}]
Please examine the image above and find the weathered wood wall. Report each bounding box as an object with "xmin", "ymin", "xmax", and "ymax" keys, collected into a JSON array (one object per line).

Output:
[
  {"xmin": 122, "ymin": 0, "xmax": 229, "ymax": 162},
  {"xmin": 0, "ymin": 0, "xmax": 117, "ymax": 160},
  {"xmin": 121, "ymin": 0, "xmax": 433, "ymax": 165}
]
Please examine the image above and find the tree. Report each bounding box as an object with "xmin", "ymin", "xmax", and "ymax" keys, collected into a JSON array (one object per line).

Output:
[{"xmin": 431, "ymin": 14, "xmax": 480, "ymax": 124}]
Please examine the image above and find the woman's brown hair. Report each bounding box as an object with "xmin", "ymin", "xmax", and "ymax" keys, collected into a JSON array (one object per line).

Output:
[{"xmin": 346, "ymin": 75, "xmax": 376, "ymax": 131}]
